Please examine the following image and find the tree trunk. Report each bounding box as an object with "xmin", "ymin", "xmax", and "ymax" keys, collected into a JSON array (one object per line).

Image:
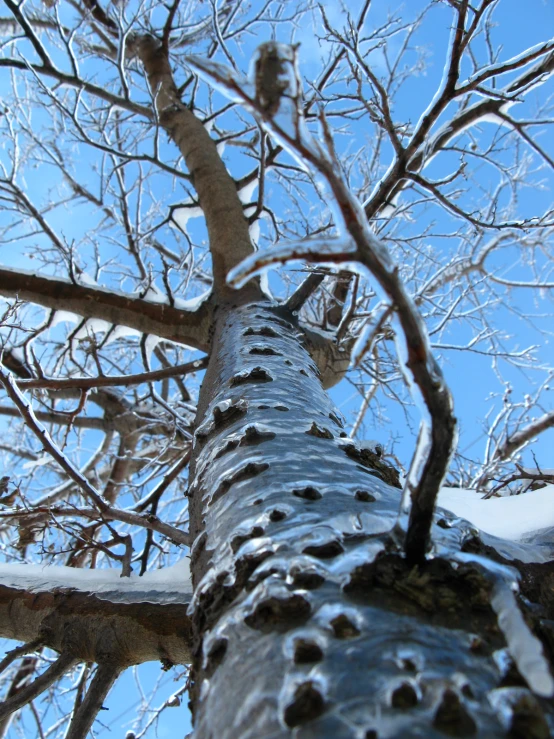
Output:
[{"xmin": 187, "ymin": 302, "xmax": 553, "ymax": 738}]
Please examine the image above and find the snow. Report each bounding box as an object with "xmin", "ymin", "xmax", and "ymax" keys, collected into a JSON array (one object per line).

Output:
[
  {"xmin": 237, "ymin": 180, "xmax": 258, "ymax": 204},
  {"xmin": 437, "ymin": 485, "xmax": 554, "ymax": 541},
  {"xmin": 171, "ymin": 205, "xmax": 204, "ymax": 233},
  {"xmin": 0, "ymin": 559, "xmax": 191, "ymax": 605},
  {"xmin": 173, "ymin": 288, "xmax": 211, "ymax": 311},
  {"xmin": 50, "ymin": 310, "xmax": 80, "ymax": 327},
  {"xmin": 74, "ymin": 318, "xmax": 112, "ymax": 338}
]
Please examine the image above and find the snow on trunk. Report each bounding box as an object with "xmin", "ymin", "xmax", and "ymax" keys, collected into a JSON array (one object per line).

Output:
[{"xmin": 187, "ymin": 302, "xmax": 553, "ymax": 738}]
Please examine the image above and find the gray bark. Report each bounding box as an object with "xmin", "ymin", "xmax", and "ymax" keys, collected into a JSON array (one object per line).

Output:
[{"xmin": 187, "ymin": 302, "xmax": 554, "ymax": 738}]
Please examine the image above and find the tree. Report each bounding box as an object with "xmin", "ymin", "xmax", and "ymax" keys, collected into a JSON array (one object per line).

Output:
[{"xmin": 0, "ymin": 0, "xmax": 552, "ymax": 736}]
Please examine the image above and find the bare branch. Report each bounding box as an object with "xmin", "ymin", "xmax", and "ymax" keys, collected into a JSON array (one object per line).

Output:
[
  {"xmin": 65, "ymin": 663, "xmax": 123, "ymax": 739},
  {"xmin": 0, "ymin": 652, "xmax": 77, "ymax": 723}
]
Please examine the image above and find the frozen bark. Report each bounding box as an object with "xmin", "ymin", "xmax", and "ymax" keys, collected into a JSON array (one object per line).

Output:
[{"xmin": 186, "ymin": 303, "xmax": 554, "ymax": 738}]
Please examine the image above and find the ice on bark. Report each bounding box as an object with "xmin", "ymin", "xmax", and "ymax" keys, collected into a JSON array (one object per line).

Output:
[
  {"xmin": 227, "ymin": 236, "xmax": 356, "ymax": 289},
  {"xmin": 452, "ymin": 551, "xmax": 554, "ymax": 698}
]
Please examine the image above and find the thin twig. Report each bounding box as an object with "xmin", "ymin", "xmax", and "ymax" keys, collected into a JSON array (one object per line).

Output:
[
  {"xmin": 0, "ymin": 640, "xmax": 43, "ymax": 677},
  {"xmin": 0, "ymin": 653, "xmax": 77, "ymax": 722}
]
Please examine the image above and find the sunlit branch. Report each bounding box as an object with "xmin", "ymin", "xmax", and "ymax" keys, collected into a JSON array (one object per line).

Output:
[{"xmin": 284, "ymin": 272, "xmax": 325, "ymax": 313}]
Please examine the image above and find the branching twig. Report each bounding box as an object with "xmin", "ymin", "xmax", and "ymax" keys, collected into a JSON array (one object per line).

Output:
[{"xmin": 0, "ymin": 653, "xmax": 77, "ymax": 723}]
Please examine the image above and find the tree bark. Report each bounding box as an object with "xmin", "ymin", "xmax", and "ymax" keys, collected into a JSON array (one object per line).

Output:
[{"xmin": 186, "ymin": 302, "xmax": 553, "ymax": 737}]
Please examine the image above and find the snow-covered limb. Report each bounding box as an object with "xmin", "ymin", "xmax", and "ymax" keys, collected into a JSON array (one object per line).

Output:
[
  {"xmin": 0, "ymin": 266, "xmax": 214, "ymax": 352},
  {"xmin": 0, "ymin": 560, "xmax": 193, "ymax": 665}
]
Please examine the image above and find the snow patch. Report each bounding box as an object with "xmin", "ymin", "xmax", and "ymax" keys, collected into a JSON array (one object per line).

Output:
[{"xmin": 437, "ymin": 485, "xmax": 554, "ymax": 541}]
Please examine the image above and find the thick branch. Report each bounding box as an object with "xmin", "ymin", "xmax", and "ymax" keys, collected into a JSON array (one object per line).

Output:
[
  {"xmin": 0, "ymin": 267, "xmax": 212, "ymax": 351},
  {"xmin": 136, "ymin": 36, "xmax": 261, "ymax": 301},
  {"xmin": 65, "ymin": 663, "xmax": 123, "ymax": 739},
  {"xmin": 0, "ymin": 564, "xmax": 192, "ymax": 667}
]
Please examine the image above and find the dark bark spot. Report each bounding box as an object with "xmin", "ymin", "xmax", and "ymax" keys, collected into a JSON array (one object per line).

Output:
[
  {"xmin": 230, "ymin": 366, "xmax": 273, "ymax": 385},
  {"xmin": 205, "ymin": 638, "xmax": 227, "ymax": 677},
  {"xmin": 235, "ymin": 551, "xmax": 273, "ymax": 588},
  {"xmin": 214, "ymin": 439, "xmax": 240, "ymax": 459},
  {"xmin": 285, "ymin": 359, "xmax": 293, "ymax": 366},
  {"xmin": 401, "ymin": 658, "xmax": 417, "ymax": 672},
  {"xmin": 293, "ymin": 639, "xmax": 324, "ymax": 664},
  {"xmin": 249, "ymin": 345, "xmax": 281, "ymax": 355},
  {"xmin": 328, "ymin": 412, "xmax": 344, "ymax": 427},
  {"xmin": 306, "ymin": 422, "xmax": 333, "ymax": 439},
  {"xmin": 461, "ymin": 683, "xmax": 474, "ymax": 699},
  {"xmin": 290, "ymin": 569, "xmax": 325, "ymax": 590},
  {"xmin": 283, "ymin": 681, "xmax": 325, "ymax": 728},
  {"xmin": 365, "ymin": 731, "xmax": 378, "ymax": 739},
  {"xmin": 240, "ymin": 426, "xmax": 276, "ymax": 446},
  {"xmin": 292, "ymin": 486, "xmax": 322, "ymax": 501},
  {"xmin": 509, "ymin": 694, "xmax": 550, "ymax": 739},
  {"xmin": 258, "ymin": 404, "xmax": 270, "ymax": 409},
  {"xmin": 253, "ymin": 498, "xmax": 263, "ymax": 505},
  {"xmin": 469, "ymin": 636, "xmax": 486, "ymax": 654},
  {"xmin": 213, "ymin": 401, "xmax": 247, "ymax": 430},
  {"xmin": 275, "ymin": 404, "xmax": 289, "ymax": 411},
  {"xmin": 299, "ymin": 369, "xmax": 308, "ymax": 376},
  {"xmin": 231, "ymin": 526, "xmax": 265, "ymax": 553},
  {"xmin": 391, "ymin": 682, "xmax": 418, "ymax": 709},
  {"xmin": 211, "ymin": 462, "xmax": 270, "ymax": 506},
  {"xmin": 355, "ymin": 490, "xmax": 376, "ymax": 502},
  {"xmin": 269, "ymin": 508, "xmax": 287, "ymax": 522},
  {"xmin": 433, "ymin": 689, "xmax": 476, "ymax": 736},
  {"xmin": 342, "ymin": 443, "xmax": 401, "ymax": 488},
  {"xmin": 244, "ymin": 594, "xmax": 311, "ymax": 632},
  {"xmin": 303, "ymin": 540, "xmax": 344, "ymax": 559},
  {"xmin": 330, "ymin": 613, "xmax": 360, "ymax": 639},
  {"xmin": 243, "ymin": 326, "xmax": 279, "ymax": 338}
]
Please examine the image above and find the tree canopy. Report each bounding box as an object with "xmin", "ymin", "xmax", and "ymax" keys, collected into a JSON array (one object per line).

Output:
[{"xmin": 0, "ymin": 0, "xmax": 552, "ymax": 735}]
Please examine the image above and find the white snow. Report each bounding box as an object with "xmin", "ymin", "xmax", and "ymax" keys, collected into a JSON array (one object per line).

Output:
[
  {"xmin": 50, "ymin": 310, "xmax": 80, "ymax": 327},
  {"xmin": 237, "ymin": 180, "xmax": 258, "ymax": 204},
  {"xmin": 173, "ymin": 288, "xmax": 212, "ymax": 311},
  {"xmin": 0, "ymin": 558, "xmax": 191, "ymax": 605},
  {"xmin": 171, "ymin": 205, "xmax": 204, "ymax": 233},
  {"xmin": 437, "ymin": 484, "xmax": 554, "ymax": 541}
]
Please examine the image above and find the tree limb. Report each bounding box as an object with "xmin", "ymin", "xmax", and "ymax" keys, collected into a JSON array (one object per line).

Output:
[{"xmin": 0, "ymin": 267, "xmax": 212, "ymax": 351}]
